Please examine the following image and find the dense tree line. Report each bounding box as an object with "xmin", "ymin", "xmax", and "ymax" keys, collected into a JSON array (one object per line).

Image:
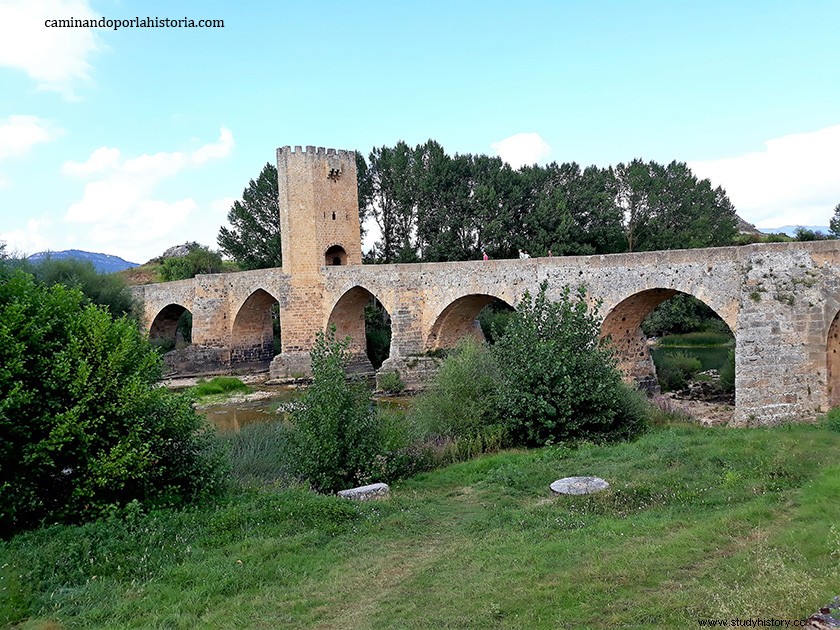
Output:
[
  {"xmin": 358, "ymin": 140, "xmax": 739, "ymax": 263},
  {"xmin": 217, "ymin": 141, "xmax": 741, "ymax": 269}
]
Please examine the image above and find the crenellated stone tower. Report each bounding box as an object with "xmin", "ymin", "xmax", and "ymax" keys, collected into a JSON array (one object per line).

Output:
[{"xmin": 271, "ymin": 145, "xmax": 364, "ymax": 377}]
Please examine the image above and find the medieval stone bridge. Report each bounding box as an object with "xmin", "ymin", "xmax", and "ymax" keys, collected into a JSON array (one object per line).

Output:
[{"xmin": 131, "ymin": 145, "xmax": 840, "ymax": 427}]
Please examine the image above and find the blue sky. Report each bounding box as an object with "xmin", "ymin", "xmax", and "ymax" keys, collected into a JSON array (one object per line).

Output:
[{"xmin": 1, "ymin": 0, "xmax": 839, "ymax": 263}]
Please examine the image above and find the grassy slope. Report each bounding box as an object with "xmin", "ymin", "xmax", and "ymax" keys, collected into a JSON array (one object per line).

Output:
[{"xmin": 3, "ymin": 423, "xmax": 839, "ymax": 629}]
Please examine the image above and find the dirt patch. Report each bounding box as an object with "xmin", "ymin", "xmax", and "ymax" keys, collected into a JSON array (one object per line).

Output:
[{"xmin": 656, "ymin": 393, "xmax": 734, "ymax": 427}]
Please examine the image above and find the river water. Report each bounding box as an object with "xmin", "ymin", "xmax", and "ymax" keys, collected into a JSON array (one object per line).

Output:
[{"xmin": 198, "ymin": 386, "xmax": 413, "ymax": 432}]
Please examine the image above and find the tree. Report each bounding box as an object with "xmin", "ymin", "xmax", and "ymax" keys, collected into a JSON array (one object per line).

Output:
[
  {"xmin": 217, "ymin": 163, "xmax": 282, "ymax": 270},
  {"xmin": 794, "ymin": 226, "xmax": 829, "ymax": 241},
  {"xmin": 0, "ymin": 271, "xmax": 225, "ymax": 535},
  {"xmin": 830, "ymin": 203, "xmax": 840, "ymax": 239},
  {"xmin": 159, "ymin": 243, "xmax": 223, "ymax": 281},
  {"xmin": 615, "ymin": 159, "xmax": 737, "ymax": 252},
  {"xmin": 30, "ymin": 257, "xmax": 136, "ymax": 319},
  {"xmin": 491, "ymin": 282, "xmax": 647, "ymax": 445}
]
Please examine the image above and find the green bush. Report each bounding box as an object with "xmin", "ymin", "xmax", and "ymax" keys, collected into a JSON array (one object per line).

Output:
[
  {"xmin": 378, "ymin": 370, "xmax": 405, "ymax": 394},
  {"xmin": 654, "ymin": 351, "xmax": 703, "ymax": 391},
  {"xmin": 364, "ymin": 300, "xmax": 391, "ymax": 369},
  {"xmin": 290, "ymin": 327, "xmax": 383, "ymax": 493},
  {"xmin": 492, "ymin": 282, "xmax": 647, "ymax": 445},
  {"xmin": 30, "ymin": 257, "xmax": 137, "ymax": 319},
  {"xmin": 478, "ymin": 303, "xmax": 514, "ymax": 344},
  {"xmin": 158, "ymin": 243, "xmax": 223, "ymax": 282},
  {"xmin": 718, "ymin": 349, "xmax": 735, "ymax": 393},
  {"xmin": 0, "ymin": 271, "xmax": 225, "ymax": 536},
  {"xmin": 823, "ymin": 408, "xmax": 840, "ymax": 433},
  {"xmin": 408, "ymin": 337, "xmax": 501, "ymax": 439},
  {"xmin": 641, "ymin": 293, "xmax": 726, "ymax": 338}
]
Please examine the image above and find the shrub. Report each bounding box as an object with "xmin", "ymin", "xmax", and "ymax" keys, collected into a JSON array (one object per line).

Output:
[
  {"xmin": 408, "ymin": 337, "xmax": 501, "ymax": 439},
  {"xmin": 0, "ymin": 271, "xmax": 225, "ymax": 536},
  {"xmin": 718, "ymin": 349, "xmax": 735, "ymax": 393},
  {"xmin": 492, "ymin": 281, "xmax": 647, "ymax": 445},
  {"xmin": 478, "ymin": 303, "xmax": 514, "ymax": 344},
  {"xmin": 290, "ymin": 327, "xmax": 383, "ymax": 493},
  {"xmin": 158, "ymin": 243, "xmax": 223, "ymax": 282},
  {"xmin": 378, "ymin": 370, "xmax": 405, "ymax": 394},
  {"xmin": 654, "ymin": 351, "xmax": 703, "ymax": 391},
  {"xmin": 823, "ymin": 408, "xmax": 840, "ymax": 433},
  {"xmin": 30, "ymin": 257, "xmax": 137, "ymax": 319}
]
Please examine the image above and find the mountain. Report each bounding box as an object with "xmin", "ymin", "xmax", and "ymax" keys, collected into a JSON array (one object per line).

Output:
[
  {"xmin": 28, "ymin": 250, "xmax": 139, "ymax": 274},
  {"xmin": 760, "ymin": 225, "xmax": 831, "ymax": 237}
]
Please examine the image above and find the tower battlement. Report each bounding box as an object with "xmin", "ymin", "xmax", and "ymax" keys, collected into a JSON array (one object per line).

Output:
[{"xmin": 278, "ymin": 145, "xmax": 355, "ymax": 159}]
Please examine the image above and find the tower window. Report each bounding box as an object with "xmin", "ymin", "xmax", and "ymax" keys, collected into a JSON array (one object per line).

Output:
[{"xmin": 332, "ymin": 211, "xmax": 336, "ymax": 220}]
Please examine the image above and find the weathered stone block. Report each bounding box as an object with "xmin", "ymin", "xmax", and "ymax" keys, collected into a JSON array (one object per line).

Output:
[{"xmin": 337, "ymin": 482, "xmax": 390, "ymax": 501}]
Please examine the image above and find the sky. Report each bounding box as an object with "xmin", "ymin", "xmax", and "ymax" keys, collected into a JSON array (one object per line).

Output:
[{"xmin": 1, "ymin": 0, "xmax": 839, "ymax": 264}]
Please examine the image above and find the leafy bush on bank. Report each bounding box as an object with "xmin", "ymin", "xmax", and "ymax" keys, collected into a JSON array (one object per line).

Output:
[
  {"xmin": 405, "ymin": 283, "xmax": 648, "ymax": 450},
  {"xmin": 493, "ymin": 282, "xmax": 648, "ymax": 445},
  {"xmin": 719, "ymin": 349, "xmax": 735, "ymax": 393},
  {"xmin": 653, "ymin": 351, "xmax": 703, "ymax": 391},
  {"xmin": 0, "ymin": 271, "xmax": 226, "ymax": 536},
  {"xmin": 290, "ymin": 328, "xmax": 383, "ymax": 493}
]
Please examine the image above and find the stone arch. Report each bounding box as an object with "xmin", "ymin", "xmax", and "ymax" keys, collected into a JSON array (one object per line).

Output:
[
  {"xmin": 326, "ymin": 285, "xmax": 391, "ymax": 370},
  {"xmin": 427, "ymin": 293, "xmax": 515, "ymax": 350},
  {"xmin": 325, "ymin": 244, "xmax": 347, "ymax": 266},
  {"xmin": 149, "ymin": 303, "xmax": 192, "ymax": 350},
  {"xmin": 601, "ymin": 288, "xmax": 733, "ymax": 392},
  {"xmin": 826, "ymin": 310, "xmax": 840, "ymax": 407},
  {"xmin": 231, "ymin": 289, "xmax": 280, "ymax": 365}
]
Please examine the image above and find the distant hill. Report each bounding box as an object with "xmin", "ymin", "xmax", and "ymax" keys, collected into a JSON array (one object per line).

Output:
[
  {"xmin": 760, "ymin": 225, "xmax": 831, "ymax": 237},
  {"xmin": 28, "ymin": 250, "xmax": 139, "ymax": 274}
]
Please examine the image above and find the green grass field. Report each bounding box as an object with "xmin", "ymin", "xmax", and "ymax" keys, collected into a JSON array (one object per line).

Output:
[{"xmin": 3, "ymin": 421, "xmax": 839, "ymax": 629}]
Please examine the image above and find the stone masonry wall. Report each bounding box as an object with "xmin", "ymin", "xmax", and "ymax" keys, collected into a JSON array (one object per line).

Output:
[{"xmin": 132, "ymin": 141, "xmax": 840, "ymax": 427}]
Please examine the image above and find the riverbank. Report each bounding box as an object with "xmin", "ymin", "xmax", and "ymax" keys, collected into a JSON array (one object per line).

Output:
[{"xmin": 4, "ymin": 420, "xmax": 839, "ymax": 628}]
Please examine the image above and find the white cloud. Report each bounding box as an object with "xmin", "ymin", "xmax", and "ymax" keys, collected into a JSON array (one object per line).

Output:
[
  {"xmin": 62, "ymin": 146, "xmax": 120, "ymax": 177},
  {"xmin": 62, "ymin": 128, "xmax": 235, "ymax": 262},
  {"xmin": 211, "ymin": 196, "xmax": 236, "ymax": 214},
  {"xmin": 0, "ymin": 218, "xmax": 53, "ymax": 255},
  {"xmin": 0, "ymin": 115, "xmax": 58, "ymax": 161},
  {"xmin": 192, "ymin": 128, "xmax": 235, "ymax": 164},
  {"xmin": 689, "ymin": 124, "xmax": 840, "ymax": 229},
  {"xmin": 491, "ymin": 132, "xmax": 551, "ymax": 170},
  {"xmin": 0, "ymin": 0, "xmax": 104, "ymax": 99}
]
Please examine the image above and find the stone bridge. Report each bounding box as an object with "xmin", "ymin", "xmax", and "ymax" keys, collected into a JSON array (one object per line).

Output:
[{"xmin": 131, "ymin": 145, "xmax": 840, "ymax": 427}]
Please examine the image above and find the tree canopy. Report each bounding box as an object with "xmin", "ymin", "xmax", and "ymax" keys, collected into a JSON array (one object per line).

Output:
[
  {"xmin": 217, "ymin": 163, "xmax": 282, "ymax": 270},
  {"xmin": 357, "ymin": 141, "xmax": 739, "ymax": 263}
]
